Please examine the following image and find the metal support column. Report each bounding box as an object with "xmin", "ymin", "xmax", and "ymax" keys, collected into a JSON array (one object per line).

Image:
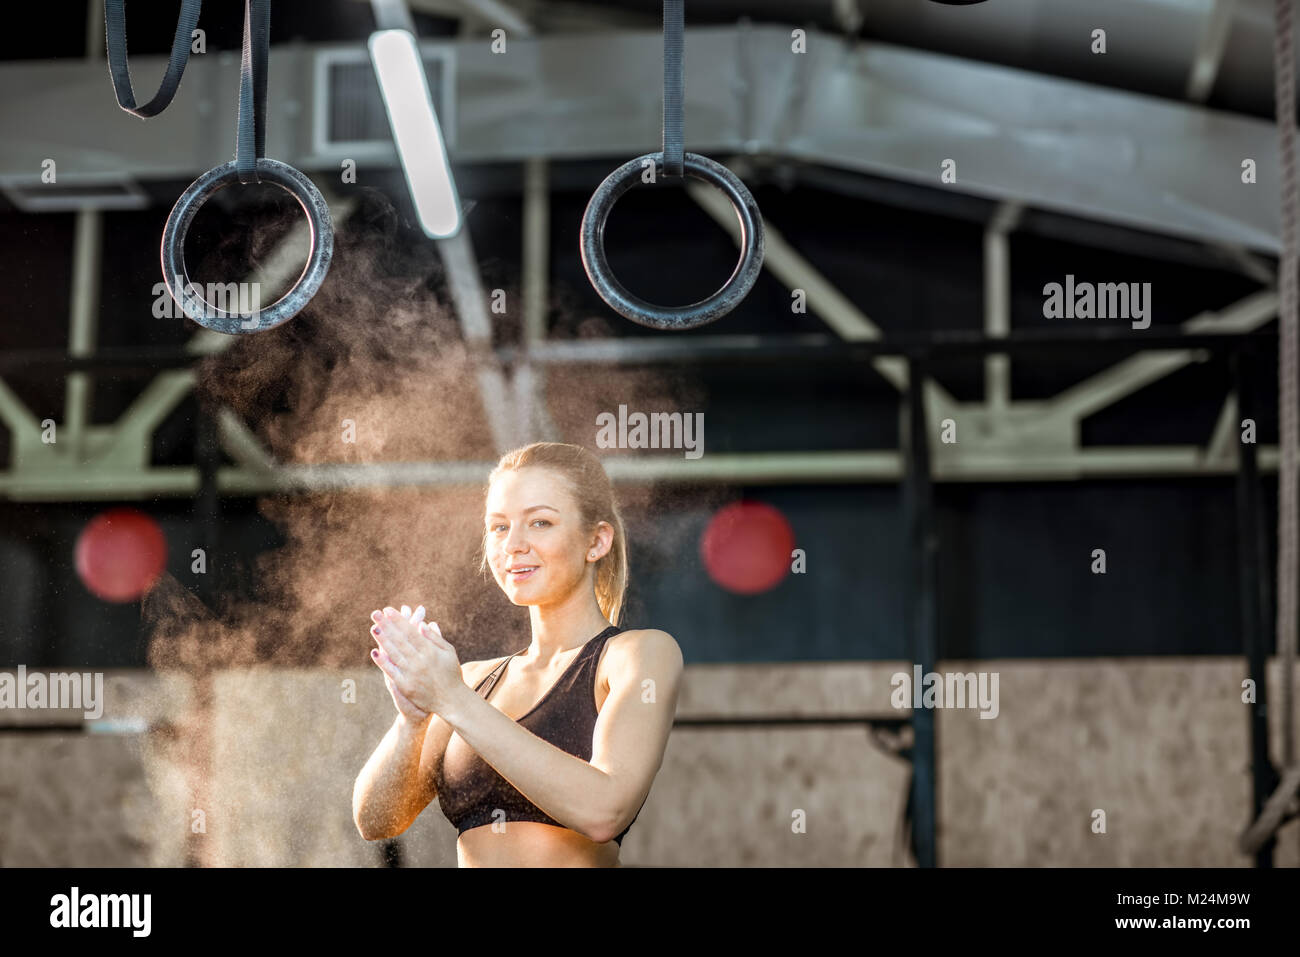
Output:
[
  {"xmin": 194, "ymin": 403, "xmax": 222, "ymax": 611},
  {"xmin": 903, "ymin": 355, "xmax": 939, "ymax": 867}
]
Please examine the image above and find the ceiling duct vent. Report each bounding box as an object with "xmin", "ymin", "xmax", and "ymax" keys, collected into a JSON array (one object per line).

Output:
[
  {"xmin": 312, "ymin": 43, "xmax": 458, "ymax": 161},
  {"xmin": 0, "ymin": 174, "xmax": 148, "ymax": 212}
]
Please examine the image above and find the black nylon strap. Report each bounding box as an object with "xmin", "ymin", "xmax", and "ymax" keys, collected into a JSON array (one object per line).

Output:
[
  {"xmin": 104, "ymin": 0, "xmax": 203, "ymax": 118},
  {"xmin": 478, "ymin": 653, "xmax": 518, "ymax": 700},
  {"xmin": 662, "ymin": 0, "xmax": 684, "ymax": 178},
  {"xmin": 237, "ymin": 0, "xmax": 271, "ymax": 184}
]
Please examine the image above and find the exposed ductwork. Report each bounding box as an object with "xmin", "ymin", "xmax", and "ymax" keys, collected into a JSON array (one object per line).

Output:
[
  {"xmin": 590, "ymin": 0, "xmax": 1289, "ymax": 116},
  {"xmin": 858, "ymin": 0, "xmax": 1281, "ymax": 114},
  {"xmin": 0, "ymin": 21, "xmax": 1289, "ymax": 253}
]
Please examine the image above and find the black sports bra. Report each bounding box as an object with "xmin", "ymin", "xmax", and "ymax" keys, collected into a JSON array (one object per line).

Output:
[{"xmin": 433, "ymin": 625, "xmax": 644, "ymax": 845}]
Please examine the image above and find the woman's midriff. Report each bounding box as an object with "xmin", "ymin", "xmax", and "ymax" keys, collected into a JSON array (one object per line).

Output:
[{"xmin": 456, "ymin": 820, "xmax": 622, "ymax": 867}]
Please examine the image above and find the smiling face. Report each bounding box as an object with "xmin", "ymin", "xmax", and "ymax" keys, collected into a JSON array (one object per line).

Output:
[{"xmin": 484, "ymin": 467, "xmax": 605, "ymax": 608}]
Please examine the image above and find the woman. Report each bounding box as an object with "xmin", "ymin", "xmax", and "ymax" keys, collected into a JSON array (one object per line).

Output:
[{"xmin": 352, "ymin": 441, "xmax": 683, "ymax": 867}]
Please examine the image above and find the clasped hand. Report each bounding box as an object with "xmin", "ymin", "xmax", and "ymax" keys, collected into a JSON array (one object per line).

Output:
[{"xmin": 369, "ymin": 604, "xmax": 464, "ymax": 721}]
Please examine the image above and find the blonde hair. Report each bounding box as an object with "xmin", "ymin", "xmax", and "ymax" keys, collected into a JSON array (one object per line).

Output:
[{"xmin": 479, "ymin": 442, "xmax": 629, "ymax": 626}]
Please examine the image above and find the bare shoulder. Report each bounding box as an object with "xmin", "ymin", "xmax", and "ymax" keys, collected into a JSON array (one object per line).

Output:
[{"xmin": 606, "ymin": 628, "xmax": 684, "ymax": 672}]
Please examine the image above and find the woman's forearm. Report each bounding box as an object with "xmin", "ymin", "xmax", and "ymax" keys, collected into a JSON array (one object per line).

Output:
[
  {"xmin": 352, "ymin": 714, "xmax": 432, "ymax": 840},
  {"xmin": 441, "ymin": 686, "xmax": 619, "ymax": 842}
]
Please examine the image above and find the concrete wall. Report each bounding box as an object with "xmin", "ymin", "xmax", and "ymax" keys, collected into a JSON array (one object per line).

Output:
[{"xmin": 0, "ymin": 659, "xmax": 1296, "ymax": 866}]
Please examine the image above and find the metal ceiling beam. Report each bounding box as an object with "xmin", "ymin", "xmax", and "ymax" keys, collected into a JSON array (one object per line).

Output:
[
  {"xmin": 933, "ymin": 290, "xmax": 1278, "ymax": 479},
  {"xmin": 683, "ymin": 174, "xmax": 956, "ymax": 414},
  {"xmin": 983, "ymin": 202, "xmax": 1023, "ymax": 415},
  {"xmin": 0, "ymin": 444, "xmax": 1284, "ymax": 501},
  {"xmin": 437, "ymin": 228, "xmax": 520, "ymax": 453},
  {"xmin": 1044, "ymin": 290, "xmax": 1276, "ymax": 422},
  {"xmin": 0, "ymin": 25, "xmax": 1291, "ymax": 252},
  {"xmin": 0, "ymin": 192, "xmax": 360, "ymax": 500},
  {"xmin": 0, "ymin": 322, "xmax": 1281, "ymax": 499},
  {"xmin": 515, "ymin": 156, "xmax": 561, "ymax": 442}
]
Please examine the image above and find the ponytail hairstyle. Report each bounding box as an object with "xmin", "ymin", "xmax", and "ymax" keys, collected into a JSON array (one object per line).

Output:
[{"xmin": 479, "ymin": 442, "xmax": 629, "ymax": 626}]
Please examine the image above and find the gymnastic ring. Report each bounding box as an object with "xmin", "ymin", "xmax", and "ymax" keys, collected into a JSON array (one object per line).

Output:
[
  {"xmin": 160, "ymin": 158, "xmax": 334, "ymax": 335},
  {"xmin": 580, "ymin": 151, "xmax": 764, "ymax": 331}
]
